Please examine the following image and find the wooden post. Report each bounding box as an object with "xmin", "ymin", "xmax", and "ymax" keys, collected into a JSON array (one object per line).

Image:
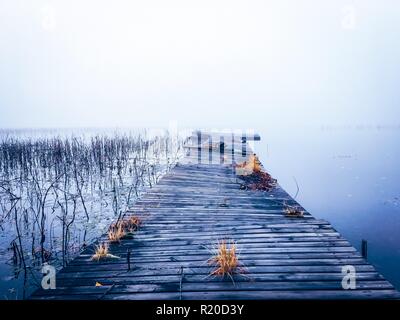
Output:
[
  {"xmin": 127, "ymin": 249, "xmax": 131, "ymax": 271},
  {"xmin": 179, "ymin": 266, "xmax": 184, "ymax": 300},
  {"xmin": 361, "ymin": 239, "xmax": 368, "ymax": 259},
  {"xmin": 208, "ymin": 136, "xmax": 212, "ymax": 163},
  {"xmin": 220, "ymin": 136, "xmax": 224, "ymax": 164},
  {"xmin": 197, "ymin": 131, "xmax": 201, "ymax": 164},
  {"xmin": 231, "ymin": 133, "xmax": 235, "ymax": 163},
  {"xmin": 187, "ymin": 137, "xmax": 191, "ymax": 156},
  {"xmin": 242, "ymin": 133, "xmax": 247, "ymax": 157}
]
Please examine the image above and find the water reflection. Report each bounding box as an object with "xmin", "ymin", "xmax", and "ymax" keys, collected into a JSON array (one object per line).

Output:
[{"xmin": 256, "ymin": 124, "xmax": 400, "ymax": 290}]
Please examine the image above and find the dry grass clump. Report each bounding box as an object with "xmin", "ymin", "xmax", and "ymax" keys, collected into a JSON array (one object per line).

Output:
[
  {"xmin": 239, "ymin": 171, "xmax": 276, "ymax": 191},
  {"xmin": 120, "ymin": 215, "xmax": 141, "ymax": 232},
  {"xmin": 235, "ymin": 154, "xmax": 276, "ymax": 191},
  {"xmin": 91, "ymin": 243, "xmax": 119, "ymax": 261},
  {"xmin": 284, "ymin": 204, "xmax": 304, "ymax": 218},
  {"xmin": 91, "ymin": 214, "xmax": 143, "ymax": 263},
  {"xmin": 208, "ymin": 240, "xmax": 245, "ymax": 281},
  {"xmin": 108, "ymin": 215, "xmax": 141, "ymax": 242},
  {"xmin": 235, "ymin": 154, "xmax": 262, "ymax": 175},
  {"xmin": 108, "ymin": 223, "xmax": 126, "ymax": 243},
  {"xmin": 93, "ymin": 215, "xmax": 142, "ymax": 262}
]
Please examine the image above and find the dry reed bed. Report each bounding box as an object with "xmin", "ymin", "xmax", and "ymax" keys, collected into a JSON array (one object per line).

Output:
[{"xmin": 0, "ymin": 131, "xmax": 182, "ymax": 298}]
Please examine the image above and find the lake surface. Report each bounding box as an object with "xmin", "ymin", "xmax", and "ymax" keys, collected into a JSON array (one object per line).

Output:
[{"xmin": 256, "ymin": 124, "xmax": 400, "ymax": 290}]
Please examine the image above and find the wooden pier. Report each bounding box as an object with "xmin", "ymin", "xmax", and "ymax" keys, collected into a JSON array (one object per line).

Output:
[{"xmin": 30, "ymin": 132, "xmax": 400, "ymax": 300}]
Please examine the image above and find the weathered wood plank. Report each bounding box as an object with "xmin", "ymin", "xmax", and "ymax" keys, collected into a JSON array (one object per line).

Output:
[
  {"xmin": 33, "ymin": 280, "xmax": 394, "ymax": 297},
  {"xmin": 55, "ymin": 264, "xmax": 379, "ymax": 278},
  {"xmin": 54, "ymin": 272, "xmax": 385, "ymax": 288},
  {"xmin": 99, "ymin": 290, "xmax": 400, "ymax": 300}
]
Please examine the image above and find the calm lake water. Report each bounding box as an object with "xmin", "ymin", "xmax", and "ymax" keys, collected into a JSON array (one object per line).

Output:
[{"xmin": 256, "ymin": 124, "xmax": 400, "ymax": 290}]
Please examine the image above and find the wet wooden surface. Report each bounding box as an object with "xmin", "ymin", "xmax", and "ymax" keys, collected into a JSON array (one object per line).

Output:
[{"xmin": 30, "ymin": 132, "xmax": 400, "ymax": 300}]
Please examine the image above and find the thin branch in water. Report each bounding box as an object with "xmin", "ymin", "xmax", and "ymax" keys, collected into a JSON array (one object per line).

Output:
[{"xmin": 292, "ymin": 176, "xmax": 300, "ymax": 200}]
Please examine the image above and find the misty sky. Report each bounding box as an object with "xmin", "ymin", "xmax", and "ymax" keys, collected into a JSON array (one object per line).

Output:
[{"xmin": 0, "ymin": 0, "xmax": 399, "ymax": 129}]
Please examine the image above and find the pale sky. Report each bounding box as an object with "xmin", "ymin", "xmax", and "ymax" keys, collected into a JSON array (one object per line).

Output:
[{"xmin": 0, "ymin": 0, "xmax": 399, "ymax": 129}]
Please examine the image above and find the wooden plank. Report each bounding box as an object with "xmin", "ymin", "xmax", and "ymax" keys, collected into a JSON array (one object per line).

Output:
[
  {"xmin": 100, "ymin": 290, "xmax": 400, "ymax": 300},
  {"xmin": 33, "ymin": 280, "xmax": 394, "ymax": 297},
  {"xmin": 55, "ymin": 265, "xmax": 379, "ymax": 278},
  {"xmin": 54, "ymin": 272, "xmax": 384, "ymax": 287}
]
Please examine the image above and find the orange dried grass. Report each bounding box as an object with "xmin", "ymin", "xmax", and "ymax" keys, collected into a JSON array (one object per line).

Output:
[
  {"xmin": 108, "ymin": 215, "xmax": 141, "ymax": 242},
  {"xmin": 91, "ymin": 242, "xmax": 119, "ymax": 261},
  {"xmin": 108, "ymin": 223, "xmax": 126, "ymax": 243},
  {"xmin": 284, "ymin": 205, "xmax": 304, "ymax": 218},
  {"xmin": 208, "ymin": 240, "xmax": 244, "ymax": 280},
  {"xmin": 235, "ymin": 154, "xmax": 262, "ymax": 175},
  {"xmin": 120, "ymin": 215, "xmax": 141, "ymax": 232}
]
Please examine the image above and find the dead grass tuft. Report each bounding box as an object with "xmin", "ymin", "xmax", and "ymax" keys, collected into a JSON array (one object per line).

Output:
[
  {"xmin": 235, "ymin": 154, "xmax": 276, "ymax": 190},
  {"xmin": 91, "ymin": 242, "xmax": 119, "ymax": 261},
  {"xmin": 238, "ymin": 171, "xmax": 277, "ymax": 191},
  {"xmin": 108, "ymin": 215, "xmax": 141, "ymax": 242},
  {"xmin": 235, "ymin": 154, "xmax": 262, "ymax": 175},
  {"xmin": 284, "ymin": 203, "xmax": 304, "ymax": 218},
  {"xmin": 108, "ymin": 223, "xmax": 126, "ymax": 243},
  {"xmin": 120, "ymin": 215, "xmax": 141, "ymax": 232},
  {"xmin": 208, "ymin": 240, "xmax": 245, "ymax": 281}
]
